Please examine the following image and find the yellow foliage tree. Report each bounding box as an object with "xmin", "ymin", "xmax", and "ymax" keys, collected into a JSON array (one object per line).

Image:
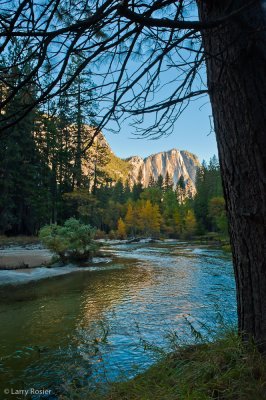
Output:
[
  {"xmin": 117, "ymin": 217, "xmax": 127, "ymax": 239},
  {"xmin": 125, "ymin": 203, "xmax": 135, "ymax": 235},
  {"xmin": 133, "ymin": 201, "xmax": 144, "ymax": 233},
  {"xmin": 139, "ymin": 200, "xmax": 161, "ymax": 237}
]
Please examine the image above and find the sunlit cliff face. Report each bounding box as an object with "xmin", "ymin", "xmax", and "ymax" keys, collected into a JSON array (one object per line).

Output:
[
  {"xmin": 76, "ymin": 127, "xmax": 201, "ymax": 193},
  {"xmin": 40, "ymin": 122, "xmax": 200, "ymax": 193},
  {"xmin": 127, "ymin": 149, "xmax": 200, "ymax": 193}
]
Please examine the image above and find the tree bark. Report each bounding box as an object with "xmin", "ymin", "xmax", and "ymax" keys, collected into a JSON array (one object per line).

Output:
[{"xmin": 197, "ymin": 0, "xmax": 266, "ymax": 350}]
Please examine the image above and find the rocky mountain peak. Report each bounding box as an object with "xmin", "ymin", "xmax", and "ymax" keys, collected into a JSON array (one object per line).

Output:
[
  {"xmin": 81, "ymin": 128, "xmax": 200, "ymax": 194},
  {"xmin": 126, "ymin": 148, "xmax": 200, "ymax": 193}
]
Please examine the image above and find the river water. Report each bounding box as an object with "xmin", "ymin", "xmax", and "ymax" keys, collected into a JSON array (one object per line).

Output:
[{"xmin": 0, "ymin": 241, "xmax": 236, "ymax": 399}]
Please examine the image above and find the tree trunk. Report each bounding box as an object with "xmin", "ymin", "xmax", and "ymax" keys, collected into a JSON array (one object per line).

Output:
[{"xmin": 198, "ymin": 1, "xmax": 266, "ymax": 350}]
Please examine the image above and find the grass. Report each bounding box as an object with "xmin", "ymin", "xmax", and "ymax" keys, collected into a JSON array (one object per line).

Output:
[
  {"xmin": 86, "ymin": 331, "xmax": 266, "ymax": 400},
  {"xmin": 190, "ymin": 234, "xmax": 231, "ymax": 252},
  {"xmin": 0, "ymin": 235, "xmax": 39, "ymax": 247}
]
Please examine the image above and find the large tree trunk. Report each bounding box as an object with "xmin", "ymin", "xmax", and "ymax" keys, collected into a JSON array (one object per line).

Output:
[{"xmin": 197, "ymin": 1, "xmax": 266, "ymax": 349}]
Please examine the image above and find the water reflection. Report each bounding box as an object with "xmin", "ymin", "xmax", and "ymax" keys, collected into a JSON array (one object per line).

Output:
[{"xmin": 0, "ymin": 242, "xmax": 236, "ymax": 398}]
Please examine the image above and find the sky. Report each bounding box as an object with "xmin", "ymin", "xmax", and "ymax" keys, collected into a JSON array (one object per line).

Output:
[
  {"xmin": 103, "ymin": 98, "xmax": 217, "ymax": 163},
  {"xmin": 96, "ymin": 3, "xmax": 217, "ymax": 165}
]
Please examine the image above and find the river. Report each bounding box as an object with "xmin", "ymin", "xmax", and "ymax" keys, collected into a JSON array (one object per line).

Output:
[{"xmin": 0, "ymin": 241, "xmax": 236, "ymax": 399}]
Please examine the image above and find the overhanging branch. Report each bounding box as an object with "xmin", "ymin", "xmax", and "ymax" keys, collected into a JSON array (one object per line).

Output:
[{"xmin": 117, "ymin": 0, "xmax": 257, "ymax": 31}]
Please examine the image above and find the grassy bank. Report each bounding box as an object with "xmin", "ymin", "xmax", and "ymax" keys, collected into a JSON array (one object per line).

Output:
[
  {"xmin": 87, "ymin": 332, "xmax": 266, "ymax": 400},
  {"xmin": 0, "ymin": 235, "xmax": 39, "ymax": 247}
]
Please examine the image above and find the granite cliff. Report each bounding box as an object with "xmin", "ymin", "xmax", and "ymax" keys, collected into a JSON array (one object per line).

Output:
[
  {"xmin": 126, "ymin": 149, "xmax": 200, "ymax": 192},
  {"xmin": 82, "ymin": 129, "xmax": 200, "ymax": 193}
]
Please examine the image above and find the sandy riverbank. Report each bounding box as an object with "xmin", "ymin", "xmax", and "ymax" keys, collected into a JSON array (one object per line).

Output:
[
  {"xmin": 0, "ymin": 243, "xmax": 113, "ymax": 286},
  {"xmin": 0, "ymin": 244, "xmax": 53, "ymax": 269}
]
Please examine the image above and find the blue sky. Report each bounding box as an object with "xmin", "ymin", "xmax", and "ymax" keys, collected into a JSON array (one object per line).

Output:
[{"xmin": 103, "ymin": 98, "xmax": 217, "ymax": 163}]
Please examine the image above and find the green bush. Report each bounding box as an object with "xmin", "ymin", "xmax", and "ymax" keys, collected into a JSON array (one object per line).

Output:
[{"xmin": 39, "ymin": 218, "xmax": 100, "ymax": 262}]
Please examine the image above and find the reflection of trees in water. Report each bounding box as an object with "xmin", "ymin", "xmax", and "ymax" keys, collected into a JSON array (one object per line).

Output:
[
  {"xmin": 0, "ymin": 245, "xmax": 235, "ymax": 394},
  {"xmin": 0, "ymin": 257, "xmax": 156, "ymax": 392},
  {"xmin": 0, "ymin": 257, "xmax": 155, "ymax": 352},
  {"xmin": 79, "ymin": 259, "xmax": 156, "ymax": 327}
]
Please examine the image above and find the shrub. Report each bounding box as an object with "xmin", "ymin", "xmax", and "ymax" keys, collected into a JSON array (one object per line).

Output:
[
  {"xmin": 108, "ymin": 230, "xmax": 117, "ymax": 240},
  {"xmin": 94, "ymin": 229, "xmax": 106, "ymax": 240},
  {"xmin": 39, "ymin": 218, "xmax": 100, "ymax": 262}
]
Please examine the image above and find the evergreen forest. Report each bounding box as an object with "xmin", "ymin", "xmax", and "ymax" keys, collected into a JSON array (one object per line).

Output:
[{"xmin": 0, "ymin": 44, "xmax": 227, "ymax": 240}]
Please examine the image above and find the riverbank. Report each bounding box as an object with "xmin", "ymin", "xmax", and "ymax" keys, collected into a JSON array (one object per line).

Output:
[
  {"xmin": 0, "ymin": 234, "xmax": 230, "ymax": 270},
  {"xmin": 0, "ymin": 236, "xmax": 52, "ymax": 269},
  {"xmin": 89, "ymin": 332, "xmax": 266, "ymax": 400},
  {"xmin": 0, "ymin": 242, "xmax": 112, "ymax": 284},
  {"xmin": 0, "ymin": 245, "xmax": 53, "ymax": 269}
]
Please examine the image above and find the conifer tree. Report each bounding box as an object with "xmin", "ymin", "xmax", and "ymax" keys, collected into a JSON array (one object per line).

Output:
[
  {"xmin": 176, "ymin": 175, "xmax": 186, "ymax": 205},
  {"xmin": 163, "ymin": 171, "xmax": 174, "ymax": 192},
  {"xmin": 140, "ymin": 187, "xmax": 162, "ymax": 206},
  {"xmin": 184, "ymin": 209, "xmax": 197, "ymax": 238},
  {"xmin": 156, "ymin": 174, "xmax": 164, "ymax": 190},
  {"xmin": 0, "ymin": 45, "xmax": 50, "ymax": 234},
  {"xmin": 132, "ymin": 168, "xmax": 143, "ymax": 201},
  {"xmin": 194, "ymin": 158, "xmax": 224, "ymax": 233},
  {"xmin": 148, "ymin": 173, "xmax": 155, "ymax": 188},
  {"xmin": 113, "ymin": 180, "xmax": 125, "ymax": 204},
  {"xmin": 173, "ymin": 209, "xmax": 185, "ymax": 238},
  {"xmin": 124, "ymin": 180, "xmax": 131, "ymax": 200}
]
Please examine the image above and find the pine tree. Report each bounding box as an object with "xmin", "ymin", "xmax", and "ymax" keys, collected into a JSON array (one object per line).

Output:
[
  {"xmin": 161, "ymin": 190, "xmax": 178, "ymax": 236},
  {"xmin": 113, "ymin": 179, "xmax": 125, "ymax": 203},
  {"xmin": 163, "ymin": 171, "xmax": 174, "ymax": 191},
  {"xmin": 62, "ymin": 57, "xmax": 99, "ymax": 191},
  {"xmin": 89, "ymin": 139, "xmax": 110, "ymax": 194},
  {"xmin": 0, "ymin": 46, "xmax": 51, "ymax": 234},
  {"xmin": 173, "ymin": 208, "xmax": 185, "ymax": 238},
  {"xmin": 151, "ymin": 204, "xmax": 162, "ymax": 237},
  {"xmin": 156, "ymin": 174, "xmax": 164, "ymax": 190},
  {"xmin": 194, "ymin": 158, "xmax": 224, "ymax": 233},
  {"xmin": 124, "ymin": 179, "xmax": 131, "ymax": 201},
  {"xmin": 178, "ymin": 175, "xmax": 185, "ymax": 190},
  {"xmin": 132, "ymin": 183, "xmax": 143, "ymax": 201},
  {"xmin": 176, "ymin": 175, "xmax": 186, "ymax": 205},
  {"xmin": 140, "ymin": 187, "xmax": 162, "ymax": 205},
  {"xmin": 148, "ymin": 173, "xmax": 155, "ymax": 188}
]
